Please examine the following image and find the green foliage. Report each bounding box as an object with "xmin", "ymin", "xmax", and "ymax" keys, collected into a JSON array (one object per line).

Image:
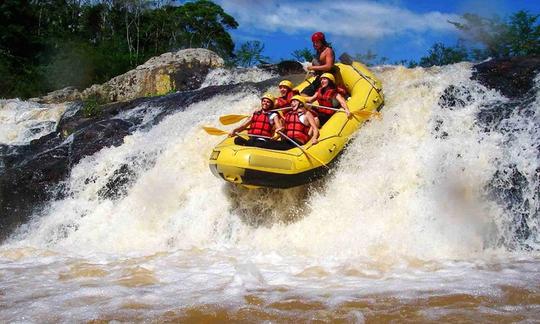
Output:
[
  {"xmin": 506, "ymin": 11, "xmax": 540, "ymax": 56},
  {"xmin": 291, "ymin": 48, "xmax": 314, "ymax": 62},
  {"xmin": 81, "ymin": 94, "xmax": 108, "ymax": 118},
  {"xmin": 0, "ymin": 0, "xmax": 238, "ymax": 99},
  {"xmin": 354, "ymin": 50, "xmax": 389, "ymax": 66},
  {"xmin": 411, "ymin": 10, "xmax": 539, "ymax": 67},
  {"xmin": 419, "ymin": 42, "xmax": 469, "ymax": 67},
  {"xmin": 448, "ymin": 10, "xmax": 539, "ymax": 60},
  {"xmin": 234, "ymin": 41, "xmax": 270, "ymax": 67}
]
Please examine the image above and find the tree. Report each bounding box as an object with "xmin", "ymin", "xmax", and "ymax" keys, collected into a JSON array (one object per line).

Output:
[
  {"xmin": 353, "ymin": 49, "xmax": 389, "ymax": 66},
  {"xmin": 449, "ymin": 10, "xmax": 539, "ymax": 59},
  {"xmin": 291, "ymin": 47, "xmax": 314, "ymax": 62},
  {"xmin": 418, "ymin": 42, "xmax": 469, "ymax": 67},
  {"xmin": 506, "ymin": 11, "xmax": 540, "ymax": 56},
  {"xmin": 0, "ymin": 0, "xmax": 239, "ymax": 98},
  {"xmin": 175, "ymin": 0, "xmax": 238, "ymax": 58},
  {"xmin": 234, "ymin": 41, "xmax": 269, "ymax": 67}
]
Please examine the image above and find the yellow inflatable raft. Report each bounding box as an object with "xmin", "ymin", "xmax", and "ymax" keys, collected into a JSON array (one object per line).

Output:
[{"xmin": 208, "ymin": 60, "xmax": 384, "ymax": 189}]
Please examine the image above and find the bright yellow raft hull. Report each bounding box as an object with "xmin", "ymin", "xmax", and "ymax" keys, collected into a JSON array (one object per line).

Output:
[{"xmin": 209, "ymin": 61, "xmax": 384, "ymax": 189}]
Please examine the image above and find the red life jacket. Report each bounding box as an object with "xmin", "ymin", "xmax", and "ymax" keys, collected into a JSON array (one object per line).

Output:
[
  {"xmin": 249, "ymin": 110, "xmax": 273, "ymax": 137},
  {"xmin": 284, "ymin": 110, "xmax": 310, "ymax": 144},
  {"xmin": 275, "ymin": 90, "xmax": 298, "ymax": 109},
  {"xmin": 315, "ymin": 87, "xmax": 338, "ymax": 116}
]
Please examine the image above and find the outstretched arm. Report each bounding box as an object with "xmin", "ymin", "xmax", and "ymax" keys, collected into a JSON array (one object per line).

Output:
[
  {"xmin": 229, "ymin": 116, "xmax": 252, "ymax": 136},
  {"xmin": 336, "ymin": 94, "xmax": 351, "ymax": 117},
  {"xmin": 272, "ymin": 115, "xmax": 284, "ymax": 134}
]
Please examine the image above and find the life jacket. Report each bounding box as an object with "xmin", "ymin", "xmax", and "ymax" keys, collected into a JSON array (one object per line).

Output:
[
  {"xmin": 275, "ymin": 90, "xmax": 298, "ymax": 109},
  {"xmin": 315, "ymin": 87, "xmax": 338, "ymax": 116},
  {"xmin": 249, "ymin": 110, "xmax": 273, "ymax": 137},
  {"xmin": 284, "ymin": 110, "xmax": 310, "ymax": 144}
]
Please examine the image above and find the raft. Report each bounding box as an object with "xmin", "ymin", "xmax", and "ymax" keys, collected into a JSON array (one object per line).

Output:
[{"xmin": 208, "ymin": 60, "xmax": 384, "ymax": 189}]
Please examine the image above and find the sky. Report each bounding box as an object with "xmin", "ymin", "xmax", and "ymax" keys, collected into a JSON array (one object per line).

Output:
[{"xmin": 211, "ymin": 0, "xmax": 540, "ymax": 63}]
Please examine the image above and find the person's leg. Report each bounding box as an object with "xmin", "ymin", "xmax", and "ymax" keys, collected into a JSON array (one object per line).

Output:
[
  {"xmin": 234, "ymin": 137, "xmax": 248, "ymax": 145},
  {"xmin": 256, "ymin": 139, "xmax": 296, "ymax": 151},
  {"xmin": 300, "ymin": 77, "xmax": 321, "ymax": 96},
  {"xmin": 318, "ymin": 114, "xmax": 332, "ymax": 126}
]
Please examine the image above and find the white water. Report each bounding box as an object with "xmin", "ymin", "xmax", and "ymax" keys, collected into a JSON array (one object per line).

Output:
[
  {"xmin": 200, "ymin": 67, "xmax": 276, "ymax": 87},
  {"xmin": 0, "ymin": 99, "xmax": 69, "ymax": 145},
  {"xmin": 1, "ymin": 64, "xmax": 539, "ymax": 321}
]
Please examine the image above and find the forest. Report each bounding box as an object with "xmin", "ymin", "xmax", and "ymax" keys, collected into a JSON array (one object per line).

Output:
[{"xmin": 1, "ymin": 0, "xmax": 538, "ymax": 99}]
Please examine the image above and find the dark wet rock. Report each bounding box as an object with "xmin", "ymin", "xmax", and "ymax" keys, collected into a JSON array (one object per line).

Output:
[
  {"xmin": 436, "ymin": 56, "xmax": 539, "ymax": 250},
  {"xmin": 472, "ymin": 56, "xmax": 540, "ymax": 99},
  {"xmin": 439, "ymin": 85, "xmax": 476, "ymax": 110},
  {"xmin": 258, "ymin": 60, "xmax": 305, "ymax": 76},
  {"xmin": 97, "ymin": 164, "xmax": 137, "ymax": 200},
  {"xmin": 488, "ymin": 165, "xmax": 533, "ymax": 249},
  {"xmin": 0, "ymin": 75, "xmax": 287, "ymax": 240}
]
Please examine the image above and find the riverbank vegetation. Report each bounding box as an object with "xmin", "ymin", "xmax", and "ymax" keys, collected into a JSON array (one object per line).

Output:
[{"xmin": 1, "ymin": 0, "xmax": 537, "ymax": 99}]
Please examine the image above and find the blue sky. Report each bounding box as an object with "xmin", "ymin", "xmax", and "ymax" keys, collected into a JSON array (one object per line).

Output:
[{"xmin": 212, "ymin": 0, "xmax": 540, "ymax": 63}]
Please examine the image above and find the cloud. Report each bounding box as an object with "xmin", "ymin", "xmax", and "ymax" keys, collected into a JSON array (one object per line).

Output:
[{"xmin": 214, "ymin": 0, "xmax": 461, "ymax": 40}]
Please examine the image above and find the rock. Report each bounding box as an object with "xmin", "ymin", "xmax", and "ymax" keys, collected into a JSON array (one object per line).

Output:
[
  {"xmin": 258, "ymin": 60, "xmax": 305, "ymax": 76},
  {"xmin": 0, "ymin": 80, "xmax": 267, "ymax": 240},
  {"xmin": 472, "ymin": 56, "xmax": 540, "ymax": 99},
  {"xmin": 29, "ymin": 87, "xmax": 82, "ymax": 104},
  {"xmin": 81, "ymin": 48, "xmax": 224, "ymax": 102}
]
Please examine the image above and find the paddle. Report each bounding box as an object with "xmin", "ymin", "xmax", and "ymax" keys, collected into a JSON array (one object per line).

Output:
[
  {"xmin": 278, "ymin": 131, "xmax": 328, "ymax": 169},
  {"xmin": 219, "ymin": 114, "xmax": 249, "ymax": 125},
  {"xmin": 202, "ymin": 126, "xmax": 274, "ymax": 140},
  {"xmin": 202, "ymin": 125, "xmax": 229, "ymax": 136},
  {"xmin": 219, "ymin": 107, "xmax": 292, "ymax": 125},
  {"xmin": 307, "ymin": 103, "xmax": 382, "ymax": 119}
]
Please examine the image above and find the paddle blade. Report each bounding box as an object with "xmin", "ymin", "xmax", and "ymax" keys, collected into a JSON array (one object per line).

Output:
[
  {"xmin": 202, "ymin": 126, "xmax": 228, "ymax": 136},
  {"xmin": 219, "ymin": 114, "xmax": 249, "ymax": 125},
  {"xmin": 353, "ymin": 110, "xmax": 382, "ymax": 120}
]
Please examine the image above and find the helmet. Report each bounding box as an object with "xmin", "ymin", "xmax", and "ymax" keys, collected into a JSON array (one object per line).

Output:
[
  {"xmin": 278, "ymin": 80, "xmax": 293, "ymax": 89},
  {"xmin": 311, "ymin": 32, "xmax": 325, "ymax": 43},
  {"xmin": 320, "ymin": 73, "xmax": 335, "ymax": 84},
  {"xmin": 261, "ymin": 93, "xmax": 275, "ymax": 105},
  {"xmin": 291, "ymin": 95, "xmax": 306, "ymax": 106}
]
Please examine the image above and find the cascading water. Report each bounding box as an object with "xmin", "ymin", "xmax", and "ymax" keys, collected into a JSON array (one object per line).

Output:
[
  {"xmin": 1, "ymin": 63, "xmax": 539, "ymax": 322},
  {"xmin": 0, "ymin": 99, "xmax": 70, "ymax": 145}
]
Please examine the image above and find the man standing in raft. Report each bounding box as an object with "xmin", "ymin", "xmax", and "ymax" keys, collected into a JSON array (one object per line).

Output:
[
  {"xmin": 229, "ymin": 93, "xmax": 283, "ymax": 147},
  {"xmin": 302, "ymin": 31, "xmax": 335, "ymax": 96}
]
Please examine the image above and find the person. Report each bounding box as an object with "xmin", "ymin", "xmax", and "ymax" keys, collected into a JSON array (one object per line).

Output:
[
  {"xmin": 301, "ymin": 32, "xmax": 336, "ymax": 96},
  {"xmin": 283, "ymin": 95, "xmax": 319, "ymax": 146},
  {"xmin": 259, "ymin": 95, "xmax": 319, "ymax": 150},
  {"xmin": 305, "ymin": 73, "xmax": 351, "ymax": 126},
  {"xmin": 274, "ymin": 80, "xmax": 298, "ymax": 110},
  {"xmin": 229, "ymin": 93, "xmax": 283, "ymax": 147}
]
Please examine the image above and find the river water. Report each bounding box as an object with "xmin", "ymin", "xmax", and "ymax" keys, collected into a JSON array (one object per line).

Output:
[{"xmin": 1, "ymin": 64, "xmax": 539, "ymax": 322}]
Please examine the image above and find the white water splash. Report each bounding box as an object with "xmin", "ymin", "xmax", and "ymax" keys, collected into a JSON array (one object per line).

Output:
[
  {"xmin": 0, "ymin": 99, "xmax": 70, "ymax": 145},
  {"xmin": 200, "ymin": 67, "xmax": 276, "ymax": 87},
  {"xmin": 7, "ymin": 63, "xmax": 538, "ymax": 258},
  {"xmin": 1, "ymin": 63, "xmax": 539, "ymax": 322}
]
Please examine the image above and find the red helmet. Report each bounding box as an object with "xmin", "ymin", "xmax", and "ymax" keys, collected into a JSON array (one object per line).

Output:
[{"xmin": 311, "ymin": 32, "xmax": 325, "ymax": 43}]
